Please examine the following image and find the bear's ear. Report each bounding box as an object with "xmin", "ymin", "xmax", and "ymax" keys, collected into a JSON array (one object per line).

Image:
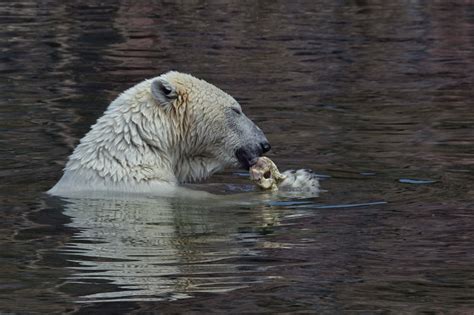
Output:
[{"xmin": 151, "ymin": 78, "xmax": 178, "ymax": 106}]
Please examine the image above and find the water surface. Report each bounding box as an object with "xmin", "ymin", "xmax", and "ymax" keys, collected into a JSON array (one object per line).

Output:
[{"xmin": 1, "ymin": 1, "xmax": 473, "ymax": 313}]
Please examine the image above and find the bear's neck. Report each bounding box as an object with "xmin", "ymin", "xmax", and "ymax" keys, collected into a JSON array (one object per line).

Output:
[{"xmin": 65, "ymin": 105, "xmax": 177, "ymax": 185}]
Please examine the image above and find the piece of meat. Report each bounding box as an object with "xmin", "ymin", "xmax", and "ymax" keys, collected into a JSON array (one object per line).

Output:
[
  {"xmin": 250, "ymin": 157, "xmax": 320, "ymax": 195},
  {"xmin": 249, "ymin": 157, "xmax": 286, "ymax": 190}
]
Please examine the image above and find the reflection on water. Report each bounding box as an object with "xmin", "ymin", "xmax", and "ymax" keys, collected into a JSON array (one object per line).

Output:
[
  {"xmin": 1, "ymin": 0, "xmax": 474, "ymax": 313},
  {"xmin": 60, "ymin": 195, "xmax": 280, "ymax": 303}
]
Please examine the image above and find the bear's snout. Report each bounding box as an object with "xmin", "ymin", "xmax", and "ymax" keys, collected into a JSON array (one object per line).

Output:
[
  {"xmin": 261, "ymin": 141, "xmax": 271, "ymax": 154},
  {"xmin": 235, "ymin": 140, "xmax": 271, "ymax": 170}
]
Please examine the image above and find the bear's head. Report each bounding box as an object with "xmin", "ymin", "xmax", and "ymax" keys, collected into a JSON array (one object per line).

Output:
[{"xmin": 139, "ymin": 71, "xmax": 270, "ymax": 182}]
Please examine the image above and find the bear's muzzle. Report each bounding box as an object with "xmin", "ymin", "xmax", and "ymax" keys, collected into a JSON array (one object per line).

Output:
[{"xmin": 235, "ymin": 141, "xmax": 271, "ymax": 169}]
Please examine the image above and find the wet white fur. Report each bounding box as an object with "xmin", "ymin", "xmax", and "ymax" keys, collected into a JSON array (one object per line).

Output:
[{"xmin": 48, "ymin": 72, "xmax": 244, "ymax": 197}]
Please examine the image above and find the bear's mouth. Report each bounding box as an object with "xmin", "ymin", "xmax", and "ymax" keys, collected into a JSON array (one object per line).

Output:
[{"xmin": 235, "ymin": 146, "xmax": 262, "ymax": 170}]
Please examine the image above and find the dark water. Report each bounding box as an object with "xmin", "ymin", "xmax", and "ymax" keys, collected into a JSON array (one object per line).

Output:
[{"xmin": 1, "ymin": 1, "xmax": 474, "ymax": 313}]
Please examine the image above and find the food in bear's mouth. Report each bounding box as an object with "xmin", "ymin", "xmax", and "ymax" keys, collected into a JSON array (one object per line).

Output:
[
  {"xmin": 249, "ymin": 157, "xmax": 286, "ymax": 191},
  {"xmin": 249, "ymin": 157, "xmax": 321, "ymax": 195}
]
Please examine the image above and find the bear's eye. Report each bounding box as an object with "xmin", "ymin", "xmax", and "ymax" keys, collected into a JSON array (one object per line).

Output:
[{"xmin": 231, "ymin": 107, "xmax": 242, "ymax": 115}]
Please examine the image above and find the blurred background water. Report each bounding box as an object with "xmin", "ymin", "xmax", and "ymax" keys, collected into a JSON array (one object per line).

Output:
[{"xmin": 1, "ymin": 0, "xmax": 473, "ymax": 313}]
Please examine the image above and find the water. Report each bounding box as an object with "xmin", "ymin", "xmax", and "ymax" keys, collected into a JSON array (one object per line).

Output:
[{"xmin": 1, "ymin": 1, "xmax": 473, "ymax": 313}]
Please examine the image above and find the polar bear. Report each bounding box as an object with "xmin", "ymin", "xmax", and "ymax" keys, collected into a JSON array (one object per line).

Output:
[{"xmin": 48, "ymin": 71, "xmax": 270, "ymax": 197}]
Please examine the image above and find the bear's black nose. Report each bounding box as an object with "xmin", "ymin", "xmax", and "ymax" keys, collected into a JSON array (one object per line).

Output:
[{"xmin": 261, "ymin": 142, "xmax": 271, "ymax": 153}]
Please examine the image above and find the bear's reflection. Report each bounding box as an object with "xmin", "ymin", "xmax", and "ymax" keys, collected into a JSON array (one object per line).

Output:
[{"xmin": 60, "ymin": 194, "xmax": 280, "ymax": 302}]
